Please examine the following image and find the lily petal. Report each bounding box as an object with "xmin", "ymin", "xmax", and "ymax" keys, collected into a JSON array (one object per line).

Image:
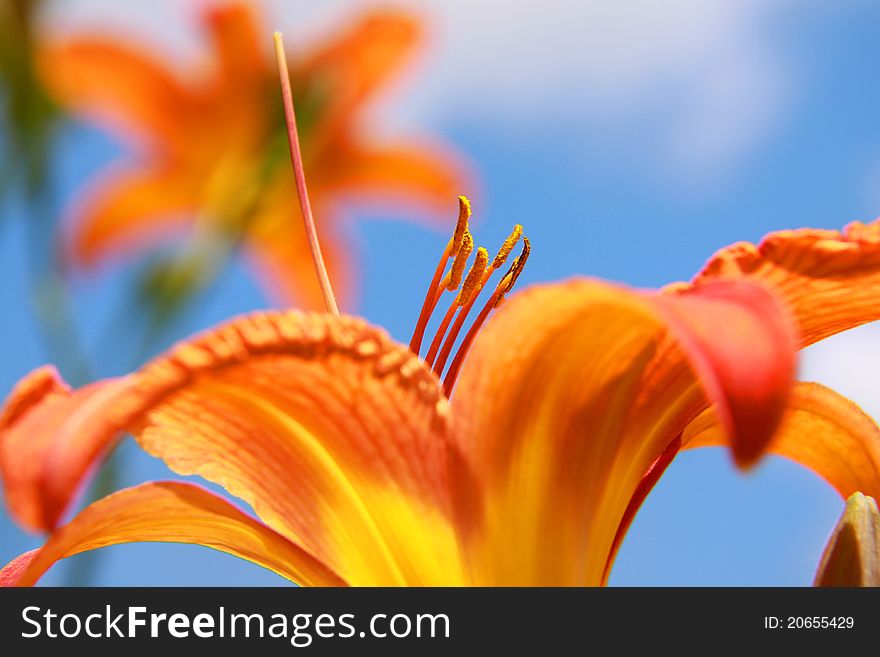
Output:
[
  {"xmin": 814, "ymin": 492, "xmax": 880, "ymax": 587},
  {"xmin": 602, "ymin": 435, "xmax": 682, "ymax": 584},
  {"xmin": 245, "ymin": 180, "xmax": 353, "ymax": 311},
  {"xmin": 37, "ymin": 38, "xmax": 193, "ymax": 149},
  {"xmin": 0, "ymin": 482, "xmax": 345, "ymax": 587},
  {"xmin": 296, "ymin": 10, "xmax": 422, "ymax": 130},
  {"xmin": 68, "ymin": 165, "xmax": 200, "ymax": 267},
  {"xmin": 203, "ymin": 2, "xmax": 266, "ymax": 89},
  {"xmin": 451, "ymin": 278, "xmax": 796, "ymax": 584},
  {"xmin": 650, "ymin": 280, "xmax": 798, "ymax": 466},
  {"xmin": 692, "ymin": 219, "xmax": 880, "ymax": 347},
  {"xmin": 682, "ymin": 382, "xmax": 880, "ymax": 500},
  {"xmin": 0, "ymin": 312, "xmax": 467, "ymax": 585},
  {"xmin": 315, "ymin": 141, "xmax": 469, "ymax": 215},
  {"xmin": 0, "ymin": 366, "xmax": 141, "ymax": 532}
]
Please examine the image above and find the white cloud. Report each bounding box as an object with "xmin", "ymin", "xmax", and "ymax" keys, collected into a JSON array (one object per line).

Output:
[
  {"xmin": 281, "ymin": 0, "xmax": 797, "ymax": 180},
  {"xmin": 46, "ymin": 0, "xmax": 803, "ymax": 181}
]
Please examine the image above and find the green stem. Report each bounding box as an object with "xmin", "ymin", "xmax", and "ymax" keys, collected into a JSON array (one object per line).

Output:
[{"xmin": 22, "ymin": 175, "xmax": 92, "ymax": 385}]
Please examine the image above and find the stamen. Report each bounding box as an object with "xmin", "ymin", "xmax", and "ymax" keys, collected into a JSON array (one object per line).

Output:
[
  {"xmin": 443, "ymin": 237, "xmax": 530, "ymax": 394},
  {"xmin": 458, "ymin": 247, "xmax": 488, "ymax": 307},
  {"xmin": 493, "ymin": 224, "xmax": 523, "ymax": 269},
  {"xmin": 435, "ymin": 271, "xmax": 452, "ymax": 300},
  {"xmin": 274, "ymin": 32, "xmax": 339, "ymax": 316},
  {"xmin": 409, "ymin": 197, "xmax": 472, "ymax": 354},
  {"xmin": 447, "ymin": 231, "xmax": 473, "ymax": 291},
  {"xmin": 495, "ymin": 236, "xmax": 530, "ymax": 306},
  {"xmin": 452, "ymin": 196, "xmax": 471, "ymax": 253},
  {"xmin": 424, "ymin": 298, "xmax": 460, "ymax": 366},
  {"xmin": 432, "ymin": 248, "xmax": 488, "ymax": 375},
  {"xmin": 441, "ymin": 289, "xmax": 501, "ymax": 395},
  {"xmin": 410, "ymin": 238, "xmax": 453, "ymax": 354}
]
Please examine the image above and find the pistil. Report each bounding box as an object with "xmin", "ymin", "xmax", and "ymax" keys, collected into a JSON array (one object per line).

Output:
[
  {"xmin": 272, "ymin": 31, "xmax": 529, "ymax": 397},
  {"xmin": 274, "ymin": 32, "xmax": 339, "ymax": 316}
]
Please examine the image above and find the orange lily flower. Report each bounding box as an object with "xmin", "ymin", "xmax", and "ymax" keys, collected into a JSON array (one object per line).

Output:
[
  {"xmin": 4, "ymin": 36, "xmax": 880, "ymax": 587},
  {"xmin": 5, "ymin": 199, "xmax": 880, "ymax": 585},
  {"xmin": 40, "ymin": 2, "xmax": 466, "ymax": 308}
]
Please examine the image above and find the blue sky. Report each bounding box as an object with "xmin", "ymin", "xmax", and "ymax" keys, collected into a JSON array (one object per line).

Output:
[{"xmin": 2, "ymin": 0, "xmax": 880, "ymax": 585}]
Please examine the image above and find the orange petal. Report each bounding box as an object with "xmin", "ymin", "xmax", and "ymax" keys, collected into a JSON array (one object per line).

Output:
[
  {"xmin": 68, "ymin": 165, "xmax": 199, "ymax": 267},
  {"xmin": 450, "ymin": 278, "xmax": 796, "ymax": 584},
  {"xmin": 602, "ymin": 435, "xmax": 681, "ymax": 585},
  {"xmin": 1, "ymin": 312, "xmax": 467, "ymax": 585},
  {"xmin": 314, "ymin": 141, "xmax": 470, "ymax": 215},
  {"xmin": 295, "ymin": 10, "xmax": 422, "ymax": 127},
  {"xmin": 133, "ymin": 313, "xmax": 465, "ymax": 584},
  {"xmin": 202, "ymin": 2, "xmax": 266, "ymax": 89},
  {"xmin": 683, "ymin": 382, "xmax": 880, "ymax": 501},
  {"xmin": 651, "ymin": 280, "xmax": 797, "ymax": 467},
  {"xmin": 0, "ymin": 366, "xmax": 140, "ymax": 532},
  {"xmin": 244, "ymin": 179, "xmax": 353, "ymax": 310},
  {"xmin": 0, "ymin": 482, "xmax": 345, "ymax": 587},
  {"xmin": 37, "ymin": 38, "xmax": 193, "ymax": 149},
  {"xmin": 692, "ymin": 219, "xmax": 880, "ymax": 347}
]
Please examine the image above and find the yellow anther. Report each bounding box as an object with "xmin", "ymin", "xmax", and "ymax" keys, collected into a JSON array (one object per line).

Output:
[
  {"xmin": 506, "ymin": 236, "xmax": 530, "ymax": 291},
  {"xmin": 492, "ymin": 224, "xmax": 523, "ymax": 269},
  {"xmin": 458, "ymin": 247, "xmax": 488, "ymax": 306},
  {"xmin": 494, "ymin": 236, "xmax": 530, "ymax": 307},
  {"xmin": 447, "ymin": 231, "xmax": 474, "ymax": 291},
  {"xmin": 451, "ymin": 196, "xmax": 471, "ymax": 253}
]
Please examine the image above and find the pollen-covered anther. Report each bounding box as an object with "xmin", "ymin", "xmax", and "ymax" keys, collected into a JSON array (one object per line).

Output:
[
  {"xmin": 452, "ymin": 196, "xmax": 472, "ymax": 253},
  {"xmin": 494, "ymin": 236, "xmax": 530, "ymax": 307},
  {"xmin": 447, "ymin": 231, "xmax": 474, "ymax": 291},
  {"xmin": 458, "ymin": 247, "xmax": 489, "ymax": 307},
  {"xmin": 492, "ymin": 224, "xmax": 523, "ymax": 269},
  {"xmin": 442, "ymin": 235, "xmax": 531, "ymax": 395},
  {"xmin": 409, "ymin": 195, "xmax": 474, "ymax": 354}
]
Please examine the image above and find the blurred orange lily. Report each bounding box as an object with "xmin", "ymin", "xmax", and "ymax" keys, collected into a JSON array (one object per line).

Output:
[
  {"xmin": 4, "ymin": 198, "xmax": 880, "ymax": 585},
  {"xmin": 40, "ymin": 2, "xmax": 467, "ymax": 308}
]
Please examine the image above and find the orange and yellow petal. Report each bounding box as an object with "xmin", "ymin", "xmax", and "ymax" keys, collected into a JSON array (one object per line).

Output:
[
  {"xmin": 0, "ymin": 312, "xmax": 468, "ymax": 586},
  {"xmin": 67, "ymin": 165, "xmax": 200, "ymax": 267},
  {"xmin": 814, "ymin": 492, "xmax": 880, "ymax": 587},
  {"xmin": 450, "ymin": 277, "xmax": 797, "ymax": 584},
  {"xmin": 133, "ymin": 313, "xmax": 465, "ymax": 585},
  {"xmin": 0, "ymin": 482, "xmax": 345, "ymax": 587},
  {"xmin": 692, "ymin": 219, "xmax": 880, "ymax": 347},
  {"xmin": 683, "ymin": 382, "xmax": 880, "ymax": 501},
  {"xmin": 602, "ymin": 435, "xmax": 682, "ymax": 584},
  {"xmin": 37, "ymin": 38, "xmax": 194, "ymax": 150}
]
